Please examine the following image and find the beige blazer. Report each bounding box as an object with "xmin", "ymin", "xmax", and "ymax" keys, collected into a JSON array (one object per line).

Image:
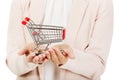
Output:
[{"xmin": 6, "ymin": 0, "xmax": 113, "ymax": 80}]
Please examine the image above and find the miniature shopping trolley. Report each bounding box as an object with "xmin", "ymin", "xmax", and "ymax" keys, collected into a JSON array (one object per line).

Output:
[{"xmin": 21, "ymin": 17, "xmax": 66, "ymax": 55}]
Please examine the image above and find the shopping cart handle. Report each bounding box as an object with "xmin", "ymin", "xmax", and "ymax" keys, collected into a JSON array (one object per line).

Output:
[
  {"xmin": 25, "ymin": 17, "xmax": 30, "ymax": 21},
  {"xmin": 21, "ymin": 17, "xmax": 31, "ymax": 26},
  {"xmin": 22, "ymin": 21, "xmax": 27, "ymax": 25},
  {"xmin": 62, "ymin": 29, "xmax": 66, "ymax": 40}
]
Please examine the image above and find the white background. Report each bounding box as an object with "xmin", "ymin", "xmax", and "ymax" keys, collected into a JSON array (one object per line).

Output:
[{"xmin": 0, "ymin": 0, "xmax": 119, "ymax": 80}]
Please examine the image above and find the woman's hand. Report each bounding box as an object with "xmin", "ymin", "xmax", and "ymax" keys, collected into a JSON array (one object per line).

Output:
[
  {"xmin": 32, "ymin": 53, "xmax": 48, "ymax": 64},
  {"xmin": 31, "ymin": 44, "xmax": 75, "ymax": 66},
  {"xmin": 19, "ymin": 43, "xmax": 75, "ymax": 66},
  {"xmin": 46, "ymin": 44, "xmax": 75, "ymax": 66},
  {"xmin": 18, "ymin": 43, "xmax": 46, "ymax": 64},
  {"xmin": 46, "ymin": 47, "xmax": 67, "ymax": 66}
]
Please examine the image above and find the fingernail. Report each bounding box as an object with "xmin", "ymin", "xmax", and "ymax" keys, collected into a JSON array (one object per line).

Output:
[
  {"xmin": 50, "ymin": 49, "xmax": 53, "ymax": 51},
  {"xmin": 42, "ymin": 54, "xmax": 45, "ymax": 58},
  {"xmin": 48, "ymin": 51, "xmax": 51, "ymax": 54},
  {"xmin": 46, "ymin": 52, "xmax": 49, "ymax": 55},
  {"xmin": 44, "ymin": 59, "xmax": 48, "ymax": 62},
  {"xmin": 33, "ymin": 59, "xmax": 35, "ymax": 63},
  {"xmin": 62, "ymin": 52, "xmax": 66, "ymax": 56},
  {"xmin": 52, "ymin": 48, "xmax": 56, "ymax": 52},
  {"xmin": 38, "ymin": 55, "xmax": 42, "ymax": 58}
]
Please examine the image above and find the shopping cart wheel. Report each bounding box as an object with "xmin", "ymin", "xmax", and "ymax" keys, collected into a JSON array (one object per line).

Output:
[
  {"xmin": 32, "ymin": 31, "xmax": 38, "ymax": 35},
  {"xmin": 58, "ymin": 64, "xmax": 63, "ymax": 66},
  {"xmin": 35, "ymin": 50, "xmax": 43, "ymax": 56},
  {"xmin": 35, "ymin": 52, "xmax": 40, "ymax": 56}
]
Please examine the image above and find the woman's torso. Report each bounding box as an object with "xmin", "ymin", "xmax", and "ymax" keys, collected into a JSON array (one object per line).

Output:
[{"xmin": 19, "ymin": 0, "xmax": 100, "ymax": 80}]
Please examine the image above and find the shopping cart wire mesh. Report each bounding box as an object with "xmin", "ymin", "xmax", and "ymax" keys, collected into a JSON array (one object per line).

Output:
[{"xmin": 21, "ymin": 17, "xmax": 66, "ymax": 52}]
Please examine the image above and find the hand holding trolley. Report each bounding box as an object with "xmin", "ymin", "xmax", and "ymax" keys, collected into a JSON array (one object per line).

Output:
[{"xmin": 21, "ymin": 17, "xmax": 66, "ymax": 55}]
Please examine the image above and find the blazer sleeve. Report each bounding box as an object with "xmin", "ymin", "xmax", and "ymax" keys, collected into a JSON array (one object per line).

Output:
[
  {"xmin": 6, "ymin": 0, "xmax": 38, "ymax": 76},
  {"xmin": 60, "ymin": 0, "xmax": 113, "ymax": 79}
]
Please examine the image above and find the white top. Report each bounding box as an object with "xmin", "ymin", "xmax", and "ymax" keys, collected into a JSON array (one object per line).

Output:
[
  {"xmin": 43, "ymin": 0, "xmax": 73, "ymax": 27},
  {"xmin": 42, "ymin": 0, "xmax": 73, "ymax": 80}
]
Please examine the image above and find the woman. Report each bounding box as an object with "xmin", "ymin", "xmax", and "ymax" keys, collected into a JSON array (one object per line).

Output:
[{"xmin": 6, "ymin": 0, "xmax": 113, "ymax": 80}]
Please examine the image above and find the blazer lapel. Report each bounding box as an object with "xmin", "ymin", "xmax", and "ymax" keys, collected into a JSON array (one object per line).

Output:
[{"xmin": 65, "ymin": 0, "xmax": 88, "ymax": 45}]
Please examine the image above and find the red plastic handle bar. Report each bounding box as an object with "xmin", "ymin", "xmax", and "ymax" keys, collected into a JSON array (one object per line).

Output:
[
  {"xmin": 32, "ymin": 31, "xmax": 38, "ymax": 36},
  {"xmin": 62, "ymin": 29, "xmax": 66, "ymax": 40},
  {"xmin": 22, "ymin": 21, "xmax": 27, "ymax": 25},
  {"xmin": 25, "ymin": 17, "xmax": 30, "ymax": 22},
  {"xmin": 21, "ymin": 17, "xmax": 31, "ymax": 26}
]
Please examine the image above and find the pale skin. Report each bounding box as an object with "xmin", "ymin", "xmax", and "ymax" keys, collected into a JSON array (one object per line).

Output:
[{"xmin": 19, "ymin": 43, "xmax": 75, "ymax": 66}]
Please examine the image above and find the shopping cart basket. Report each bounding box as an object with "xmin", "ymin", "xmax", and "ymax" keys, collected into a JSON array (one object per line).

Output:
[{"xmin": 21, "ymin": 17, "xmax": 66, "ymax": 54}]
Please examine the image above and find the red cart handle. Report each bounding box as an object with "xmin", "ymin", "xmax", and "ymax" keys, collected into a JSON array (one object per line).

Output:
[
  {"xmin": 62, "ymin": 29, "xmax": 66, "ymax": 40},
  {"xmin": 21, "ymin": 17, "xmax": 31, "ymax": 26},
  {"xmin": 21, "ymin": 21, "xmax": 27, "ymax": 25},
  {"xmin": 25, "ymin": 17, "xmax": 30, "ymax": 21}
]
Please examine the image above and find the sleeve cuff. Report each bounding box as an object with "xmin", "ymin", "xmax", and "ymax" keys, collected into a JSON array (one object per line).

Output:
[
  {"xmin": 59, "ymin": 48, "xmax": 104, "ymax": 78},
  {"xmin": 7, "ymin": 49, "xmax": 38, "ymax": 76}
]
